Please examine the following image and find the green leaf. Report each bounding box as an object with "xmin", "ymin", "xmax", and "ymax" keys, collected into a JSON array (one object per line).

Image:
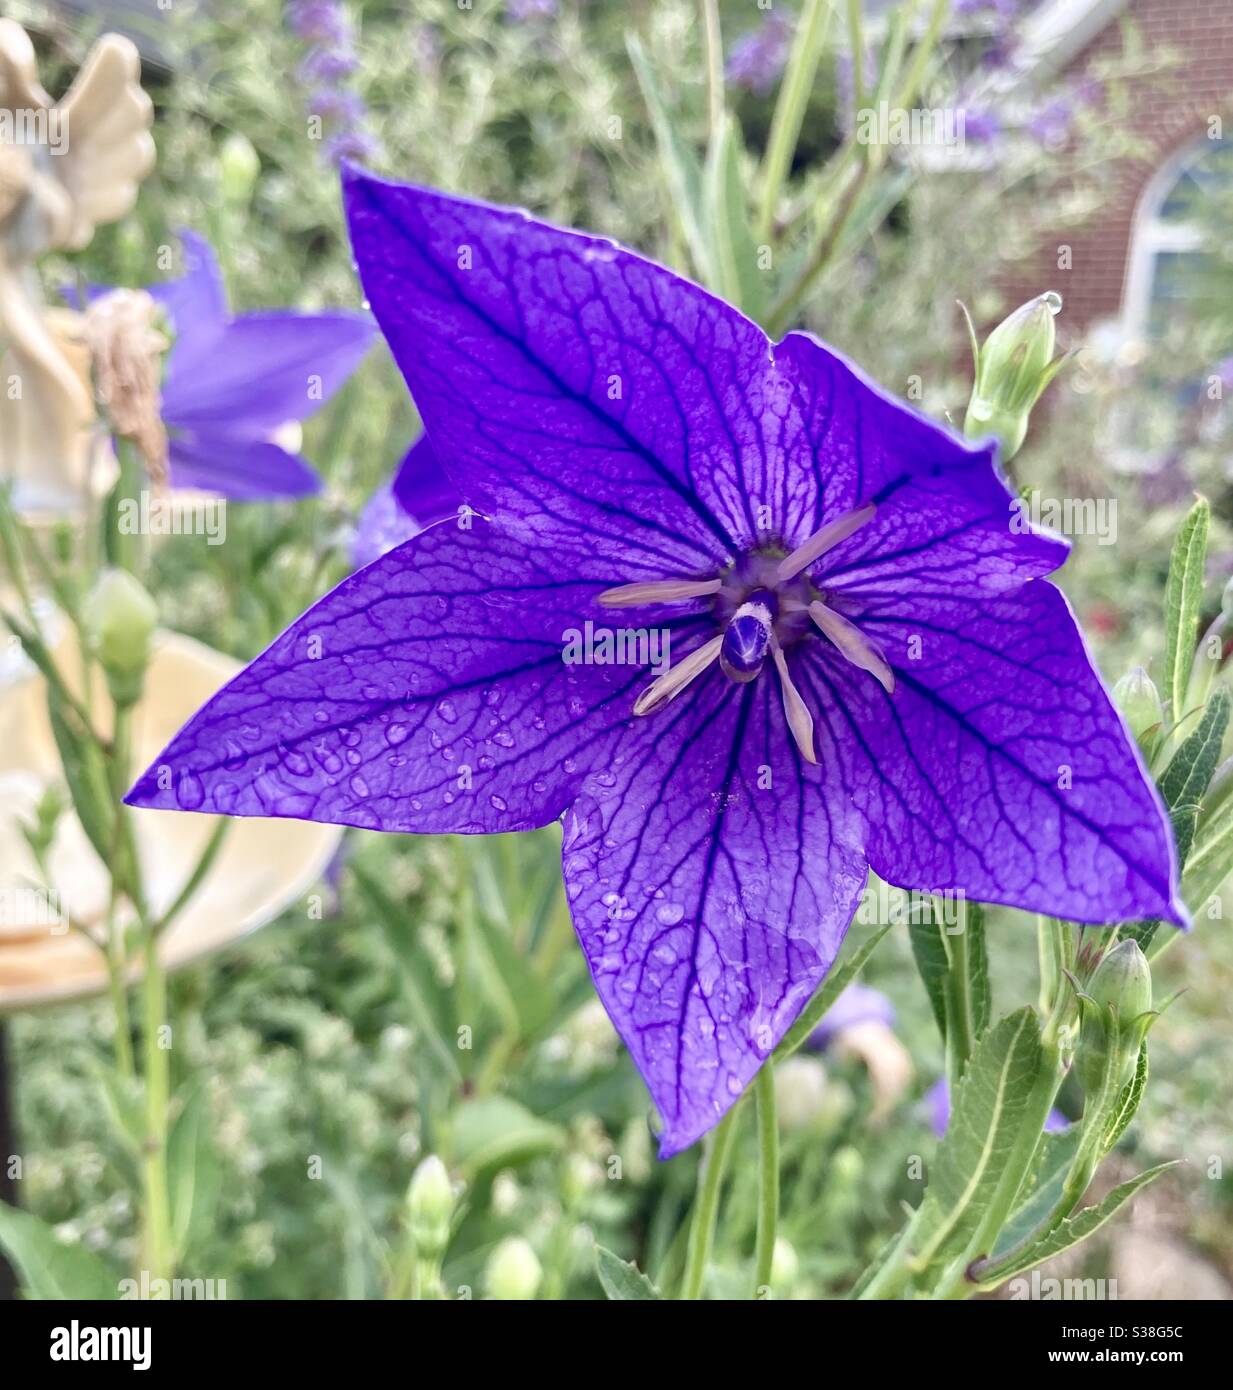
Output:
[
  {"xmin": 912, "ymin": 1008, "xmax": 1044, "ymax": 1268},
  {"xmin": 595, "ymin": 1244, "xmax": 662, "ymax": 1300},
  {"xmin": 1127, "ymin": 688, "xmax": 1228, "ymax": 950},
  {"xmin": 966, "ymin": 902, "xmax": 992, "ymax": 1038},
  {"xmin": 776, "ymin": 912, "xmax": 896, "ymax": 1058},
  {"xmin": 1162, "ymin": 497, "xmax": 1210, "ymax": 728},
  {"xmin": 626, "ymin": 34, "xmax": 715, "ymax": 287},
  {"xmin": 973, "ymin": 1161, "xmax": 1179, "ymax": 1289},
  {"xmin": 0, "ymin": 1202, "xmax": 118, "ymax": 1300},
  {"xmin": 351, "ymin": 861, "xmax": 460, "ymax": 1081},
  {"xmin": 451, "ymin": 1096, "xmax": 564, "ymax": 1178},
  {"xmin": 167, "ymin": 1084, "xmax": 220, "ymax": 1260},
  {"xmin": 46, "ymin": 699, "xmax": 113, "ymax": 868},
  {"xmin": 1102, "ymin": 1043, "xmax": 1149, "ymax": 1156},
  {"xmin": 704, "ymin": 114, "xmax": 765, "ymax": 321},
  {"xmin": 1181, "ymin": 792, "xmax": 1233, "ymax": 915},
  {"xmin": 1160, "ymin": 688, "xmax": 1230, "ymax": 865},
  {"xmin": 467, "ymin": 845, "xmax": 557, "ymax": 1040},
  {"xmin": 908, "ymin": 917, "xmax": 949, "ymax": 1043},
  {"xmin": 991, "ymin": 1128, "xmax": 1080, "ymax": 1260}
]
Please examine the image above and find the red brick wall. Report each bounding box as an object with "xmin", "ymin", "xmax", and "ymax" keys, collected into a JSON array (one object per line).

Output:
[{"xmin": 1007, "ymin": 0, "xmax": 1233, "ymax": 332}]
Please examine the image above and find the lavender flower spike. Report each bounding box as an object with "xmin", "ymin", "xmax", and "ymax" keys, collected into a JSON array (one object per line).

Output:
[
  {"xmin": 133, "ymin": 231, "xmax": 374, "ymax": 498},
  {"xmin": 127, "ymin": 172, "xmax": 1183, "ymax": 1156}
]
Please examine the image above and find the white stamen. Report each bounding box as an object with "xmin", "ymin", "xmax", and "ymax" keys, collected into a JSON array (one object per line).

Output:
[
  {"xmin": 776, "ymin": 504, "xmax": 876, "ymax": 584},
  {"xmin": 599, "ymin": 577, "xmax": 722, "ymax": 607},
  {"xmin": 771, "ymin": 636, "xmax": 817, "ymax": 765},
  {"xmin": 809, "ymin": 600, "xmax": 895, "ymax": 694},
  {"xmin": 633, "ymin": 635, "xmax": 723, "ymax": 716}
]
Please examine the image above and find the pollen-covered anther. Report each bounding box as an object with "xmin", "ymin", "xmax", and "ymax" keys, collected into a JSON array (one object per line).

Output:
[
  {"xmin": 776, "ymin": 503, "xmax": 877, "ymax": 584},
  {"xmin": 770, "ymin": 635, "xmax": 816, "ymax": 765},
  {"xmin": 632, "ymin": 635, "xmax": 723, "ymax": 717},
  {"xmin": 809, "ymin": 600, "xmax": 895, "ymax": 694},
  {"xmin": 598, "ymin": 577, "xmax": 722, "ymax": 607}
]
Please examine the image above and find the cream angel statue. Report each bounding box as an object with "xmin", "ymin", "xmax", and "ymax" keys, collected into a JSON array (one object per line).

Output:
[{"xmin": 0, "ymin": 18, "xmax": 154, "ymax": 512}]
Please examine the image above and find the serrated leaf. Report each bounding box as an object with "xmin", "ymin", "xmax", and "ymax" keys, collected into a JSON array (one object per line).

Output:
[
  {"xmin": 1127, "ymin": 689, "xmax": 1228, "ymax": 950},
  {"xmin": 168, "ymin": 1084, "xmax": 220, "ymax": 1260},
  {"xmin": 1102, "ymin": 1043, "xmax": 1148, "ymax": 1155},
  {"xmin": 626, "ymin": 34, "xmax": 715, "ymax": 287},
  {"xmin": 966, "ymin": 902, "xmax": 992, "ymax": 1038},
  {"xmin": 1159, "ymin": 688, "xmax": 1230, "ymax": 858},
  {"xmin": 451, "ymin": 1096, "xmax": 563, "ymax": 1178},
  {"xmin": 908, "ymin": 916, "xmax": 949, "ymax": 1043},
  {"xmin": 704, "ymin": 114, "xmax": 765, "ymax": 321},
  {"xmin": 991, "ymin": 1128, "xmax": 1080, "ymax": 1260},
  {"xmin": 0, "ymin": 1202, "xmax": 118, "ymax": 1300},
  {"xmin": 974, "ymin": 1161, "xmax": 1178, "ymax": 1289},
  {"xmin": 595, "ymin": 1244, "xmax": 662, "ymax": 1300},
  {"xmin": 1162, "ymin": 497, "xmax": 1210, "ymax": 727},
  {"xmin": 776, "ymin": 912, "xmax": 896, "ymax": 1058},
  {"xmin": 913, "ymin": 1008, "xmax": 1044, "ymax": 1268},
  {"xmin": 1181, "ymin": 792, "xmax": 1233, "ymax": 915}
]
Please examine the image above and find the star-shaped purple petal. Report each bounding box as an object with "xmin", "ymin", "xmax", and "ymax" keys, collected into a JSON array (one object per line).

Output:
[
  {"xmin": 128, "ymin": 171, "xmax": 1182, "ymax": 1155},
  {"xmin": 144, "ymin": 231, "xmax": 375, "ymax": 498}
]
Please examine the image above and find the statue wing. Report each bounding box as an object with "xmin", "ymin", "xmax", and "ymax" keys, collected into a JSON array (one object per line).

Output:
[{"xmin": 54, "ymin": 34, "xmax": 155, "ymax": 250}]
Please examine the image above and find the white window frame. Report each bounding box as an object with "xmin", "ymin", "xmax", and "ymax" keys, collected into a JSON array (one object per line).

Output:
[{"xmin": 1121, "ymin": 137, "xmax": 1222, "ymax": 340}]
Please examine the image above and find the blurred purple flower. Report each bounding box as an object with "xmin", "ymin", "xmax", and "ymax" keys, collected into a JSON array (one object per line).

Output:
[
  {"xmin": 926, "ymin": 1076, "xmax": 1069, "ymax": 1139},
  {"xmin": 352, "ymin": 434, "xmax": 459, "ymax": 568},
  {"xmin": 287, "ymin": 0, "xmax": 375, "ymax": 167},
  {"xmin": 326, "ymin": 128, "xmax": 379, "ymax": 165},
  {"xmin": 288, "ymin": 0, "xmax": 349, "ymax": 43},
  {"xmin": 962, "ymin": 108, "xmax": 1003, "ymax": 144},
  {"xmin": 506, "ymin": 0, "xmax": 558, "ymax": 19},
  {"xmin": 299, "ymin": 47, "xmax": 359, "ymax": 83},
  {"xmin": 727, "ymin": 11, "xmax": 793, "ymax": 97},
  {"xmin": 953, "ymin": 0, "xmax": 1021, "ymax": 15},
  {"xmin": 807, "ymin": 982, "xmax": 896, "ymax": 1050},
  {"xmin": 116, "ymin": 231, "xmax": 374, "ymax": 498}
]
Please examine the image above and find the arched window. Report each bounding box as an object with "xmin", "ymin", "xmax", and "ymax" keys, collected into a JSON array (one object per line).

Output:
[{"xmin": 1122, "ymin": 135, "xmax": 1233, "ymax": 341}]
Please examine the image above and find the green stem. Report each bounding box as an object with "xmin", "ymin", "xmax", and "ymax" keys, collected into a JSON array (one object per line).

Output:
[
  {"xmin": 855, "ymin": 1202, "xmax": 928, "ymax": 1300},
  {"xmin": 701, "ymin": 0, "xmax": 725, "ymax": 145},
  {"xmin": 755, "ymin": 0, "xmax": 833, "ymax": 245},
  {"xmin": 752, "ymin": 1064, "xmax": 780, "ymax": 1298},
  {"xmin": 845, "ymin": 0, "xmax": 866, "ymax": 112},
  {"xmin": 104, "ymin": 896, "xmax": 135, "ymax": 1079},
  {"xmin": 154, "ymin": 818, "xmax": 230, "ymax": 935},
  {"xmin": 943, "ymin": 905, "xmax": 974, "ymax": 1087},
  {"xmin": 932, "ymin": 1022, "xmax": 1066, "ymax": 1298},
  {"xmin": 679, "ymin": 1105, "xmax": 738, "ymax": 1300},
  {"xmin": 139, "ymin": 927, "xmax": 173, "ymax": 1281},
  {"xmin": 764, "ymin": 0, "xmax": 952, "ymax": 334}
]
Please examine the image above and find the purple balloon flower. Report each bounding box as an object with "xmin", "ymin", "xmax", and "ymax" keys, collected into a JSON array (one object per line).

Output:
[
  {"xmin": 127, "ymin": 172, "xmax": 1182, "ymax": 1156},
  {"xmin": 352, "ymin": 435, "xmax": 460, "ymax": 568},
  {"xmin": 807, "ymin": 982, "xmax": 896, "ymax": 1050},
  {"xmin": 131, "ymin": 232, "xmax": 374, "ymax": 499}
]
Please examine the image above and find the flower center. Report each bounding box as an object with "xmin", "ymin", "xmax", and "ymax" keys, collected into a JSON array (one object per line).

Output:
[{"xmin": 597, "ymin": 503, "xmax": 893, "ymax": 763}]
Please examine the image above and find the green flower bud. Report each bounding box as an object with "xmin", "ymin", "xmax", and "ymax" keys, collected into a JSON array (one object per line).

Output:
[
  {"xmin": 485, "ymin": 1236, "xmax": 542, "ymax": 1301},
  {"xmin": 1074, "ymin": 940, "xmax": 1154, "ymax": 1096},
  {"xmin": 1112, "ymin": 668, "xmax": 1163, "ymax": 757},
  {"xmin": 219, "ymin": 132, "xmax": 260, "ymax": 206},
  {"xmin": 964, "ymin": 292, "xmax": 1065, "ymax": 462},
  {"xmin": 84, "ymin": 568, "xmax": 157, "ymax": 706},
  {"xmin": 406, "ymin": 1154, "xmax": 454, "ymax": 1261}
]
